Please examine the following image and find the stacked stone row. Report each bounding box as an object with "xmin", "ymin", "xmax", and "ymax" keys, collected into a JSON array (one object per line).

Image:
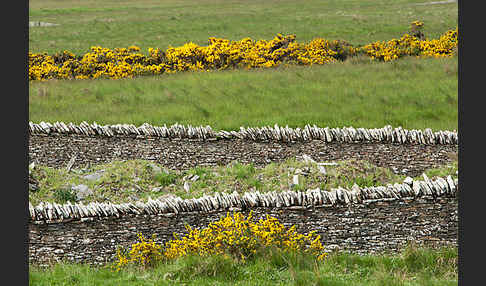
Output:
[
  {"xmin": 29, "ymin": 175, "xmax": 457, "ymax": 223},
  {"xmin": 29, "ymin": 121, "xmax": 458, "ymax": 145}
]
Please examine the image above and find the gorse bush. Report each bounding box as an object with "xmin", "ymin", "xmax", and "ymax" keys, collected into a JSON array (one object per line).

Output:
[
  {"xmin": 361, "ymin": 21, "xmax": 458, "ymax": 61},
  {"xmin": 112, "ymin": 211, "xmax": 328, "ymax": 271},
  {"xmin": 28, "ymin": 34, "xmax": 347, "ymax": 80},
  {"xmin": 29, "ymin": 22, "xmax": 458, "ymax": 81},
  {"xmin": 112, "ymin": 233, "xmax": 163, "ymax": 272},
  {"xmin": 163, "ymin": 211, "xmax": 327, "ymax": 262}
]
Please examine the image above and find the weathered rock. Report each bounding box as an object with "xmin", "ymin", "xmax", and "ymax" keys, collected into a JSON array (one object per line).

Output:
[
  {"xmin": 29, "ymin": 174, "xmax": 39, "ymax": 192},
  {"xmin": 446, "ymin": 175, "xmax": 456, "ymax": 195},
  {"xmin": 403, "ymin": 177, "xmax": 414, "ymax": 186},
  {"xmin": 292, "ymin": 175, "xmax": 299, "ymax": 186},
  {"xmin": 183, "ymin": 181, "xmax": 191, "ymax": 192},
  {"xmin": 28, "ymin": 20, "xmax": 60, "ymax": 27},
  {"xmin": 82, "ymin": 170, "xmax": 104, "ymax": 181},
  {"xmin": 301, "ymin": 154, "xmax": 316, "ymax": 164},
  {"xmin": 412, "ymin": 180, "xmax": 421, "ymax": 196},
  {"xmin": 148, "ymin": 163, "xmax": 162, "ymax": 174},
  {"xmin": 72, "ymin": 184, "xmax": 93, "ymax": 201}
]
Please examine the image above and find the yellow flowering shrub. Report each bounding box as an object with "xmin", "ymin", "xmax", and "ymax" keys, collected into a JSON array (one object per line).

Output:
[
  {"xmin": 163, "ymin": 211, "xmax": 326, "ymax": 261},
  {"xmin": 27, "ymin": 33, "xmax": 355, "ymax": 81},
  {"xmin": 28, "ymin": 22, "xmax": 458, "ymax": 81},
  {"xmin": 419, "ymin": 28, "xmax": 458, "ymax": 58},
  {"xmin": 112, "ymin": 233, "xmax": 163, "ymax": 271},
  {"xmin": 410, "ymin": 20, "xmax": 425, "ymax": 40},
  {"xmin": 112, "ymin": 212, "xmax": 327, "ymax": 271},
  {"xmin": 361, "ymin": 22, "xmax": 458, "ymax": 61}
]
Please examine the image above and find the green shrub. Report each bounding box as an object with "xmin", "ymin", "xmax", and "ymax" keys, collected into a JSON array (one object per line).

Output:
[
  {"xmin": 154, "ymin": 172, "xmax": 178, "ymax": 187},
  {"xmin": 53, "ymin": 187, "xmax": 77, "ymax": 203}
]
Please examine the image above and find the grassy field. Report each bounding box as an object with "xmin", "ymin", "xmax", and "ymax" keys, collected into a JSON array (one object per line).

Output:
[
  {"xmin": 28, "ymin": 0, "xmax": 458, "ymax": 131},
  {"xmin": 29, "ymin": 245, "xmax": 457, "ymax": 286},
  {"xmin": 29, "ymin": 56, "xmax": 458, "ymax": 131},
  {"xmin": 29, "ymin": 0, "xmax": 458, "ymax": 55}
]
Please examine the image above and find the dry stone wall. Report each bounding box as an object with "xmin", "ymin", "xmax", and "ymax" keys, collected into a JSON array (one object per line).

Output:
[
  {"xmin": 29, "ymin": 175, "xmax": 458, "ymax": 266},
  {"xmin": 28, "ymin": 122, "xmax": 459, "ymax": 266},
  {"xmin": 29, "ymin": 122, "xmax": 458, "ymax": 176},
  {"xmin": 29, "ymin": 121, "xmax": 458, "ymax": 144}
]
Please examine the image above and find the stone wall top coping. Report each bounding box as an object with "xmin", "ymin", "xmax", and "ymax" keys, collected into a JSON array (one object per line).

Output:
[
  {"xmin": 28, "ymin": 121, "xmax": 458, "ymax": 145},
  {"xmin": 29, "ymin": 175, "xmax": 458, "ymax": 223}
]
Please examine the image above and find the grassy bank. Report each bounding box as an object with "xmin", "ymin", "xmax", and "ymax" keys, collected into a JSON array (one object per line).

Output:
[
  {"xmin": 29, "ymin": 244, "xmax": 457, "ymax": 286},
  {"xmin": 29, "ymin": 56, "xmax": 458, "ymax": 131},
  {"xmin": 29, "ymin": 157, "xmax": 458, "ymax": 205}
]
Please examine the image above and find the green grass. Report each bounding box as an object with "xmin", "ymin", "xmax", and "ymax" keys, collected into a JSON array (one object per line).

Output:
[
  {"xmin": 29, "ymin": 0, "xmax": 458, "ymax": 131},
  {"xmin": 29, "ymin": 0, "xmax": 458, "ymax": 55},
  {"xmin": 29, "ymin": 56, "xmax": 458, "ymax": 131},
  {"xmin": 29, "ymin": 157, "xmax": 458, "ymax": 205},
  {"xmin": 29, "ymin": 244, "xmax": 457, "ymax": 285}
]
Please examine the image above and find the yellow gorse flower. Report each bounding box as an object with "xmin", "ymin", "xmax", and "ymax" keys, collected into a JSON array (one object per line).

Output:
[
  {"xmin": 361, "ymin": 26, "xmax": 457, "ymax": 62},
  {"xmin": 112, "ymin": 211, "xmax": 328, "ymax": 271},
  {"xmin": 411, "ymin": 20, "xmax": 424, "ymax": 29},
  {"xmin": 27, "ymin": 34, "xmax": 353, "ymax": 81},
  {"xmin": 29, "ymin": 23, "xmax": 458, "ymax": 81},
  {"xmin": 111, "ymin": 233, "xmax": 163, "ymax": 272}
]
